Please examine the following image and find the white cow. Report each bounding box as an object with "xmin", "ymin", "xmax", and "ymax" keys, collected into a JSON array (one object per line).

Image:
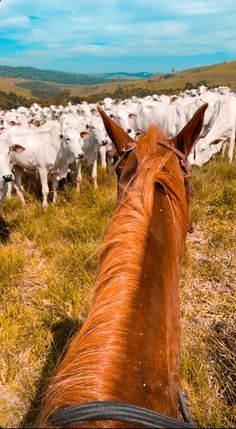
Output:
[
  {"xmin": 109, "ymin": 109, "xmax": 136, "ymax": 139},
  {"xmin": 57, "ymin": 112, "xmax": 111, "ymax": 189},
  {"xmin": 130, "ymin": 101, "xmax": 184, "ymax": 137},
  {"xmin": 191, "ymin": 96, "xmax": 236, "ymax": 166},
  {"xmin": 73, "ymin": 116, "xmax": 110, "ymax": 190},
  {"xmin": 60, "ymin": 114, "xmax": 89, "ymax": 135},
  {"xmin": 0, "ymin": 141, "xmax": 24, "ymax": 208},
  {"xmin": 90, "ymin": 116, "xmax": 110, "ymax": 169},
  {"xmin": 1, "ymin": 125, "xmax": 84, "ymax": 206}
]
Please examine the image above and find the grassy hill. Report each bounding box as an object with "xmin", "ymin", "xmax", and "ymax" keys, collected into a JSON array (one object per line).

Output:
[
  {"xmin": 0, "ymin": 65, "xmax": 155, "ymax": 85},
  {"xmin": 136, "ymin": 60, "xmax": 236, "ymax": 92},
  {"xmin": 0, "ymin": 65, "xmax": 112, "ymax": 85},
  {"xmin": 0, "ymin": 60, "xmax": 236, "ymax": 108}
]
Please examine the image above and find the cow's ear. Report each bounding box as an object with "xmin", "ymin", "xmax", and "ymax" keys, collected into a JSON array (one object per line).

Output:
[
  {"xmin": 170, "ymin": 103, "xmax": 208, "ymax": 156},
  {"xmin": 9, "ymin": 144, "xmax": 25, "ymax": 153},
  {"xmin": 97, "ymin": 105, "xmax": 133, "ymax": 155}
]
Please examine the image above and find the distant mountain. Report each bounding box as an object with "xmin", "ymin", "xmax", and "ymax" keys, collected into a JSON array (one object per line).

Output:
[
  {"xmin": 0, "ymin": 65, "xmax": 155, "ymax": 85},
  {"xmin": 96, "ymin": 71, "xmax": 155, "ymax": 80},
  {"xmin": 0, "ymin": 65, "xmax": 106, "ymax": 85}
]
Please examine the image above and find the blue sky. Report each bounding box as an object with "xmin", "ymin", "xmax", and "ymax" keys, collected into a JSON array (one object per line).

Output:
[{"xmin": 0, "ymin": 0, "xmax": 235, "ymax": 74}]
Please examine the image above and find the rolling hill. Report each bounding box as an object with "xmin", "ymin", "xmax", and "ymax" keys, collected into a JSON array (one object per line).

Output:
[
  {"xmin": 0, "ymin": 60, "xmax": 235, "ymax": 108},
  {"xmin": 0, "ymin": 65, "xmax": 155, "ymax": 85}
]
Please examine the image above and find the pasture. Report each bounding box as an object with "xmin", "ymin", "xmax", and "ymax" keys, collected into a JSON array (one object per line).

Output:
[{"xmin": 0, "ymin": 157, "xmax": 235, "ymax": 428}]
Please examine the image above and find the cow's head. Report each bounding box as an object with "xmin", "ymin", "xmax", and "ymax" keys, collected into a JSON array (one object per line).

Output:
[
  {"xmin": 0, "ymin": 144, "xmax": 25, "ymax": 187},
  {"xmin": 89, "ymin": 118, "xmax": 109, "ymax": 147},
  {"xmin": 60, "ymin": 128, "xmax": 85, "ymax": 160}
]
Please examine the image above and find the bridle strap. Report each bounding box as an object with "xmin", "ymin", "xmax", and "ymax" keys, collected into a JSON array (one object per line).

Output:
[
  {"xmin": 156, "ymin": 140, "xmax": 193, "ymax": 232},
  {"xmin": 157, "ymin": 140, "xmax": 187, "ymax": 162},
  {"xmin": 156, "ymin": 140, "xmax": 192, "ymax": 182},
  {"xmin": 50, "ymin": 399, "xmax": 194, "ymax": 428},
  {"xmin": 107, "ymin": 140, "xmax": 191, "ymax": 182},
  {"xmin": 105, "ymin": 143, "xmax": 136, "ymax": 187}
]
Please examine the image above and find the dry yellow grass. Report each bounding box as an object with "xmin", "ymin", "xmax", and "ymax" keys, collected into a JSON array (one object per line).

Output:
[{"xmin": 0, "ymin": 77, "xmax": 33, "ymax": 98}]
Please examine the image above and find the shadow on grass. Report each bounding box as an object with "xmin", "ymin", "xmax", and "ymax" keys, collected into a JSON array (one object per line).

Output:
[
  {"xmin": 19, "ymin": 171, "xmax": 66, "ymax": 204},
  {"xmin": 0, "ymin": 214, "xmax": 10, "ymax": 244},
  {"xmin": 21, "ymin": 317, "xmax": 82, "ymax": 428},
  {"xmin": 21, "ymin": 172, "xmax": 43, "ymax": 201}
]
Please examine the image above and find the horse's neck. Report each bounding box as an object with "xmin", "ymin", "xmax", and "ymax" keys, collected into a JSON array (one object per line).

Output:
[
  {"xmin": 37, "ymin": 186, "xmax": 187, "ymax": 426},
  {"xmin": 87, "ymin": 187, "xmax": 186, "ymax": 416},
  {"xmin": 137, "ymin": 189, "xmax": 184, "ymax": 416}
]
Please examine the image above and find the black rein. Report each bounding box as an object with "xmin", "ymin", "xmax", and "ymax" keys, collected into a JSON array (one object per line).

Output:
[{"xmin": 50, "ymin": 398, "xmax": 194, "ymax": 428}]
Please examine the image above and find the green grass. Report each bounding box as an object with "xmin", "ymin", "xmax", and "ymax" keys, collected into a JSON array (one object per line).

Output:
[{"xmin": 0, "ymin": 158, "xmax": 235, "ymax": 428}]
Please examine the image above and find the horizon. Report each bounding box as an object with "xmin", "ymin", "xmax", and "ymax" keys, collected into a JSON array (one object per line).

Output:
[
  {"xmin": 0, "ymin": 1, "xmax": 236, "ymax": 74},
  {"xmin": 0, "ymin": 57, "xmax": 235, "ymax": 77}
]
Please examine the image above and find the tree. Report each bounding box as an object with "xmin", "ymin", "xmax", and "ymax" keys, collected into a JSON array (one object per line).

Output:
[{"xmin": 184, "ymin": 82, "xmax": 194, "ymax": 90}]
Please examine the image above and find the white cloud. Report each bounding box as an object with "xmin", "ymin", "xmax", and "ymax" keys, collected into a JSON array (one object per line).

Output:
[
  {"xmin": 0, "ymin": 16, "xmax": 30, "ymax": 28},
  {"xmin": 0, "ymin": 0, "xmax": 236, "ymax": 71},
  {"xmin": 170, "ymin": 1, "xmax": 224, "ymax": 15}
]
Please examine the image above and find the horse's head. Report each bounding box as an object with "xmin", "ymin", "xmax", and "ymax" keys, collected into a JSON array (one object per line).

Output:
[{"xmin": 98, "ymin": 103, "xmax": 208, "ymax": 202}]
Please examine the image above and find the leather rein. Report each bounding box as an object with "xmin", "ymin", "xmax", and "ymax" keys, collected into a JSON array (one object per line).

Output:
[{"xmin": 50, "ymin": 394, "xmax": 194, "ymax": 427}]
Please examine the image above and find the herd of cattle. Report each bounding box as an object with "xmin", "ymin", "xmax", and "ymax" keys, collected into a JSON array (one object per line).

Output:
[{"xmin": 0, "ymin": 84, "xmax": 235, "ymax": 208}]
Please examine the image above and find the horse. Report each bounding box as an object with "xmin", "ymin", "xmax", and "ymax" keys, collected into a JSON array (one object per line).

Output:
[{"xmin": 35, "ymin": 103, "xmax": 208, "ymax": 428}]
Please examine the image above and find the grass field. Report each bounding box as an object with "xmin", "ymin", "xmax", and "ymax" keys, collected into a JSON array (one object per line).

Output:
[{"xmin": 0, "ymin": 156, "xmax": 235, "ymax": 428}]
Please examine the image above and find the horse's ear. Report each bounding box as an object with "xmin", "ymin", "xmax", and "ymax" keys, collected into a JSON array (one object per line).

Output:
[
  {"xmin": 171, "ymin": 103, "xmax": 208, "ymax": 156},
  {"xmin": 97, "ymin": 105, "xmax": 133, "ymax": 155}
]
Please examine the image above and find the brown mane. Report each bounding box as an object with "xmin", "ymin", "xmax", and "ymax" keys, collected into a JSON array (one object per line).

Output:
[{"xmin": 36, "ymin": 105, "xmax": 207, "ymax": 428}]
